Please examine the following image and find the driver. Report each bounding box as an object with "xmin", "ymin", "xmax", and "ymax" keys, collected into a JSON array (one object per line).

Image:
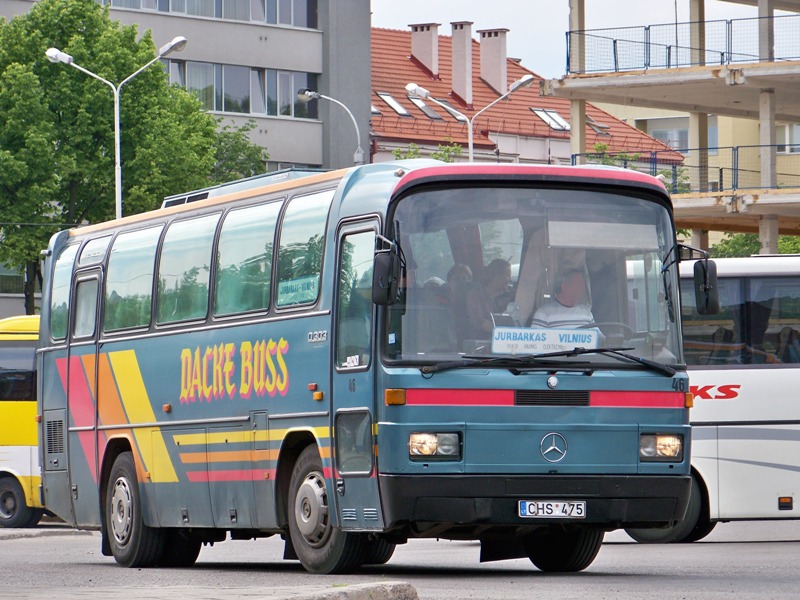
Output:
[{"xmin": 531, "ymin": 269, "xmax": 594, "ymax": 328}]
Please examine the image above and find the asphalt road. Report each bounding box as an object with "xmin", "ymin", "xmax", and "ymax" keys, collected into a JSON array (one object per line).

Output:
[{"xmin": 1, "ymin": 520, "xmax": 799, "ymax": 599}]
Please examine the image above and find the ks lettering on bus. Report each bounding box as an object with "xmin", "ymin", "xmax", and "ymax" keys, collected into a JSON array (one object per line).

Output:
[
  {"xmin": 179, "ymin": 338, "xmax": 290, "ymax": 403},
  {"xmin": 690, "ymin": 384, "xmax": 741, "ymax": 400}
]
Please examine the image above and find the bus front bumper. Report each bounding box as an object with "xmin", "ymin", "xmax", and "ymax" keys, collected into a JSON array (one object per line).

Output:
[{"xmin": 378, "ymin": 474, "xmax": 691, "ymax": 531}]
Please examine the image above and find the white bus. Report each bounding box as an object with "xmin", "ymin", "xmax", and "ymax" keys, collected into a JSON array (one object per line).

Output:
[{"xmin": 628, "ymin": 255, "xmax": 800, "ymax": 542}]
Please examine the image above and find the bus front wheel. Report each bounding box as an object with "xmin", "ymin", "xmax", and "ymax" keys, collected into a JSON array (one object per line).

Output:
[
  {"xmin": 0, "ymin": 477, "xmax": 40, "ymax": 528},
  {"xmin": 287, "ymin": 445, "xmax": 367, "ymax": 574},
  {"xmin": 523, "ymin": 528, "xmax": 604, "ymax": 572},
  {"xmin": 625, "ymin": 472, "xmax": 706, "ymax": 544},
  {"xmin": 105, "ymin": 452, "xmax": 164, "ymax": 567}
]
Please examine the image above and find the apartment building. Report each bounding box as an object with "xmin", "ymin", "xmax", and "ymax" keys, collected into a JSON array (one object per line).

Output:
[
  {"xmin": 0, "ymin": 0, "xmax": 370, "ymax": 316},
  {"xmin": 0, "ymin": 0, "xmax": 371, "ymax": 171},
  {"xmin": 542, "ymin": 0, "xmax": 800, "ymax": 252}
]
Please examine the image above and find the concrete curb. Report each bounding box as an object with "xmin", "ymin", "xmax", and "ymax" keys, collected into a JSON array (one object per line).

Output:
[
  {"xmin": 0, "ymin": 526, "xmax": 90, "ymax": 541},
  {"xmin": 287, "ymin": 581, "xmax": 419, "ymax": 599}
]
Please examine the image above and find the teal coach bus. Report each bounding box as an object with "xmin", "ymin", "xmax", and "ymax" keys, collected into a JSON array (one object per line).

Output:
[{"xmin": 36, "ymin": 160, "xmax": 716, "ymax": 573}]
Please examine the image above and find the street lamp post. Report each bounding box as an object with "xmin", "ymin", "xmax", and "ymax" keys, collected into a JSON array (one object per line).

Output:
[
  {"xmin": 46, "ymin": 36, "xmax": 188, "ymax": 220},
  {"xmin": 297, "ymin": 89, "xmax": 365, "ymax": 165},
  {"xmin": 406, "ymin": 74, "xmax": 535, "ymax": 161}
]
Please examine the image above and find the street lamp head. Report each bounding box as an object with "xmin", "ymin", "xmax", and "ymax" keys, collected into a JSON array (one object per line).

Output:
[
  {"xmin": 297, "ymin": 88, "xmax": 321, "ymax": 102},
  {"xmin": 159, "ymin": 36, "xmax": 187, "ymax": 57},
  {"xmin": 405, "ymin": 82, "xmax": 430, "ymax": 99},
  {"xmin": 45, "ymin": 47, "xmax": 73, "ymax": 65},
  {"xmin": 509, "ymin": 73, "xmax": 535, "ymax": 93}
]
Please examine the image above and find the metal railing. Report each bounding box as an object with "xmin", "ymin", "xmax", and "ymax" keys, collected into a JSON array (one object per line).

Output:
[
  {"xmin": 573, "ymin": 145, "xmax": 800, "ymax": 194},
  {"xmin": 567, "ymin": 14, "xmax": 800, "ymax": 74}
]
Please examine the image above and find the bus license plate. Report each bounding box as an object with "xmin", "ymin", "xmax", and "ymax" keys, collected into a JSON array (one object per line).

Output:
[{"xmin": 518, "ymin": 500, "xmax": 586, "ymax": 518}]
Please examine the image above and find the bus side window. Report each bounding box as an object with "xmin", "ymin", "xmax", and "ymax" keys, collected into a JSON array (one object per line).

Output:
[
  {"xmin": 157, "ymin": 214, "xmax": 219, "ymax": 324},
  {"xmin": 336, "ymin": 230, "xmax": 375, "ymax": 369},
  {"xmin": 104, "ymin": 226, "xmax": 163, "ymax": 332},
  {"xmin": 214, "ymin": 201, "xmax": 281, "ymax": 317},
  {"xmin": 50, "ymin": 244, "xmax": 79, "ymax": 341},
  {"xmin": 276, "ymin": 190, "xmax": 333, "ymax": 307}
]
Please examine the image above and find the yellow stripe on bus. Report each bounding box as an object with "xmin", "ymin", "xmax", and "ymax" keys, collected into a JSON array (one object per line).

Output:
[
  {"xmin": 108, "ymin": 350, "xmax": 178, "ymax": 483},
  {"xmin": 173, "ymin": 426, "xmax": 330, "ymax": 447}
]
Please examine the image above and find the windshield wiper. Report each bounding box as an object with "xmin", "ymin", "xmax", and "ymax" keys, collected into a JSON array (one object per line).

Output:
[
  {"xmin": 531, "ymin": 347, "xmax": 676, "ymax": 376},
  {"xmin": 420, "ymin": 354, "xmax": 589, "ymax": 375}
]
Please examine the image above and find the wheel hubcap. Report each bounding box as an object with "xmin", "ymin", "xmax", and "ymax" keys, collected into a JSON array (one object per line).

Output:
[
  {"xmin": 109, "ymin": 477, "xmax": 133, "ymax": 545},
  {"xmin": 0, "ymin": 491, "xmax": 16, "ymax": 519},
  {"xmin": 294, "ymin": 470, "xmax": 330, "ymax": 547}
]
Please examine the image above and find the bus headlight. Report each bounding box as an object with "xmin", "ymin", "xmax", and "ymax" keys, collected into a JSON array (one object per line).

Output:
[
  {"xmin": 409, "ymin": 432, "xmax": 461, "ymax": 460},
  {"xmin": 640, "ymin": 434, "xmax": 683, "ymax": 461}
]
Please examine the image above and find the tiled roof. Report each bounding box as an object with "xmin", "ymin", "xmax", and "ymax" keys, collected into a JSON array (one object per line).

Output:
[{"xmin": 371, "ymin": 27, "xmax": 680, "ymax": 159}]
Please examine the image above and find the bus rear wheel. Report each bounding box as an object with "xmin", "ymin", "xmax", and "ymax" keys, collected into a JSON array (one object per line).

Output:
[
  {"xmin": 105, "ymin": 452, "xmax": 164, "ymax": 567},
  {"xmin": 362, "ymin": 537, "xmax": 396, "ymax": 565},
  {"xmin": 523, "ymin": 528, "xmax": 604, "ymax": 572},
  {"xmin": 158, "ymin": 530, "xmax": 202, "ymax": 567},
  {"xmin": 0, "ymin": 477, "xmax": 39, "ymax": 528},
  {"xmin": 287, "ymin": 445, "xmax": 367, "ymax": 574}
]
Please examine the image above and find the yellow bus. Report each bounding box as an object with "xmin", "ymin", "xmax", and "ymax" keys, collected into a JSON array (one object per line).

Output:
[{"xmin": 0, "ymin": 315, "xmax": 44, "ymax": 527}]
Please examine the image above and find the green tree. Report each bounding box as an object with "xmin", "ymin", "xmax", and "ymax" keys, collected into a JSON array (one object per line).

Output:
[
  {"xmin": 0, "ymin": 0, "xmax": 267, "ymax": 313},
  {"xmin": 710, "ymin": 233, "xmax": 800, "ymax": 258},
  {"xmin": 393, "ymin": 142, "xmax": 463, "ymax": 163}
]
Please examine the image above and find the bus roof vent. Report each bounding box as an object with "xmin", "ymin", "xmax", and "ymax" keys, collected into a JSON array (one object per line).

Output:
[{"xmin": 160, "ymin": 168, "xmax": 328, "ymax": 209}]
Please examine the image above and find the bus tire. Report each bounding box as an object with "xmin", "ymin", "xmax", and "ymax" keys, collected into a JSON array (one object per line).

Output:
[
  {"xmin": 362, "ymin": 537, "xmax": 396, "ymax": 565},
  {"xmin": 0, "ymin": 477, "xmax": 36, "ymax": 528},
  {"xmin": 625, "ymin": 472, "xmax": 703, "ymax": 544},
  {"xmin": 105, "ymin": 452, "xmax": 164, "ymax": 567},
  {"xmin": 158, "ymin": 530, "xmax": 202, "ymax": 567},
  {"xmin": 287, "ymin": 445, "xmax": 367, "ymax": 574},
  {"xmin": 523, "ymin": 528, "xmax": 604, "ymax": 572}
]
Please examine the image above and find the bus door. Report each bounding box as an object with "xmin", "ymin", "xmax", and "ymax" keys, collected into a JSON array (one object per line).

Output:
[
  {"xmin": 330, "ymin": 222, "xmax": 384, "ymax": 530},
  {"xmin": 65, "ymin": 268, "xmax": 103, "ymax": 525}
]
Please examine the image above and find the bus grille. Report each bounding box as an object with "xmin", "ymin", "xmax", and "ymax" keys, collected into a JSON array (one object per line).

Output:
[
  {"xmin": 515, "ymin": 390, "xmax": 589, "ymax": 406},
  {"xmin": 46, "ymin": 419, "xmax": 65, "ymax": 454}
]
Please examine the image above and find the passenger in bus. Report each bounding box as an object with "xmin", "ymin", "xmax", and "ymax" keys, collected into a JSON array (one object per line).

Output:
[
  {"xmin": 531, "ymin": 268, "xmax": 594, "ymax": 328},
  {"xmin": 463, "ymin": 259, "xmax": 512, "ymax": 340}
]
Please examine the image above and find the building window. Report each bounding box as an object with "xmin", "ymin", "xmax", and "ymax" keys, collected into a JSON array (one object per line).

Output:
[
  {"xmin": 175, "ymin": 60, "xmax": 316, "ymax": 118},
  {"xmin": 223, "ymin": 65, "xmax": 251, "ymax": 113},
  {"xmin": 531, "ymin": 108, "xmax": 570, "ymax": 131},
  {"xmin": 776, "ymin": 123, "xmax": 800, "ymax": 154},
  {"xmin": 102, "ymin": 0, "xmax": 317, "ymax": 27}
]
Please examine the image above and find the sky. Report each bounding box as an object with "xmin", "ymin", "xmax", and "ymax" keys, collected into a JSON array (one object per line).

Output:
[{"xmin": 370, "ymin": 0, "xmax": 762, "ymax": 79}]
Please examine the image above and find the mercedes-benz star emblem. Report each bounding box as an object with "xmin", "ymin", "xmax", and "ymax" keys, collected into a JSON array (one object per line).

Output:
[{"xmin": 540, "ymin": 432, "xmax": 568, "ymax": 463}]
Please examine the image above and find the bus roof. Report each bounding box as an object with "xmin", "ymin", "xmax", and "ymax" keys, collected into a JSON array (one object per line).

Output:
[{"xmin": 0, "ymin": 315, "xmax": 39, "ymax": 339}]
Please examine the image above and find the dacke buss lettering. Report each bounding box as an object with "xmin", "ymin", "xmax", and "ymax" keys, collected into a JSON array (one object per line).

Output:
[{"xmin": 180, "ymin": 338, "xmax": 290, "ymax": 403}]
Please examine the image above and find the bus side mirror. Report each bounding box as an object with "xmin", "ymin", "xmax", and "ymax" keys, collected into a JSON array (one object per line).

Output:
[
  {"xmin": 372, "ymin": 251, "xmax": 400, "ymax": 305},
  {"xmin": 694, "ymin": 259, "xmax": 719, "ymax": 315}
]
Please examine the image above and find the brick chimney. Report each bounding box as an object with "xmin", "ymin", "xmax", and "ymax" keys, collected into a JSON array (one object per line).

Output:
[
  {"xmin": 478, "ymin": 28, "xmax": 509, "ymax": 94},
  {"xmin": 451, "ymin": 21, "xmax": 473, "ymax": 106},
  {"xmin": 410, "ymin": 23, "xmax": 440, "ymax": 77}
]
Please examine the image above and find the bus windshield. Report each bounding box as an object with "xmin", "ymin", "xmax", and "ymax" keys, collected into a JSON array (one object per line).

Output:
[{"xmin": 384, "ymin": 184, "xmax": 681, "ymax": 367}]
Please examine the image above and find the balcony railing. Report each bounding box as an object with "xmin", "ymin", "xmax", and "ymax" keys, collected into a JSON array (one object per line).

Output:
[
  {"xmin": 567, "ymin": 14, "xmax": 800, "ymax": 74},
  {"xmin": 573, "ymin": 145, "xmax": 800, "ymax": 194}
]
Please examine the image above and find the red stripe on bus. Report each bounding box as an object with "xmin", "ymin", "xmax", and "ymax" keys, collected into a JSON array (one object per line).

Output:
[
  {"xmin": 58, "ymin": 356, "xmax": 99, "ymax": 483},
  {"xmin": 590, "ymin": 391, "xmax": 685, "ymax": 408},
  {"xmin": 405, "ymin": 389, "xmax": 514, "ymax": 405}
]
